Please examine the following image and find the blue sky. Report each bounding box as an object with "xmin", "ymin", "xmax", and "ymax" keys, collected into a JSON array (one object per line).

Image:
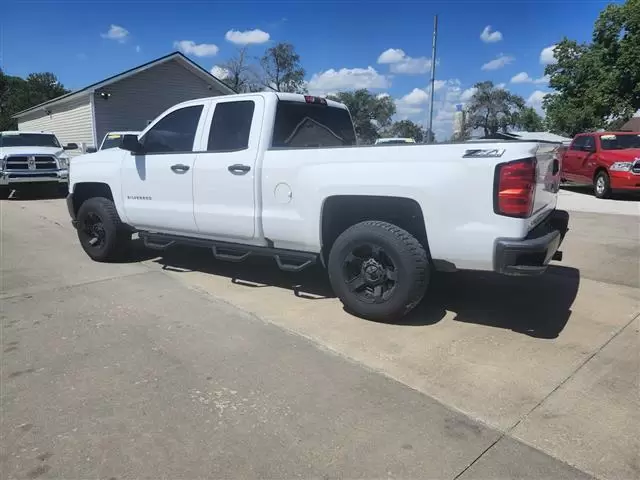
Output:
[{"xmin": 3, "ymin": 0, "xmax": 615, "ymax": 139}]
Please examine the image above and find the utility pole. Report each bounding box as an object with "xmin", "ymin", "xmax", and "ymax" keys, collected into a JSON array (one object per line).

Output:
[{"xmin": 427, "ymin": 14, "xmax": 438, "ymax": 144}]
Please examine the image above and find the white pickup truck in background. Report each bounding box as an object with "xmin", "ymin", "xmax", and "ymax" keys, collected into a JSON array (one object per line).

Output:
[
  {"xmin": 1, "ymin": 130, "xmax": 75, "ymax": 197},
  {"xmin": 66, "ymin": 92, "xmax": 569, "ymax": 320}
]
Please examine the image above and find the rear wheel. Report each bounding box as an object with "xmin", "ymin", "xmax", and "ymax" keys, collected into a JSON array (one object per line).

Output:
[
  {"xmin": 328, "ymin": 220, "xmax": 429, "ymax": 321},
  {"xmin": 594, "ymin": 170, "xmax": 611, "ymax": 199},
  {"xmin": 76, "ymin": 197, "xmax": 131, "ymax": 262}
]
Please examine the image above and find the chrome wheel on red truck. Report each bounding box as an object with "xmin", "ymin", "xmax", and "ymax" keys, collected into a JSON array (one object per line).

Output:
[
  {"xmin": 594, "ymin": 171, "xmax": 612, "ymax": 199},
  {"xmin": 327, "ymin": 221, "xmax": 429, "ymax": 321}
]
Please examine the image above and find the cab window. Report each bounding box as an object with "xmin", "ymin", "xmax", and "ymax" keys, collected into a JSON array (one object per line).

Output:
[{"xmin": 141, "ymin": 105, "xmax": 204, "ymax": 153}]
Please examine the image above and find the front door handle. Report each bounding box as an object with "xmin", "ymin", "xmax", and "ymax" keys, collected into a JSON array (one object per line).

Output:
[
  {"xmin": 228, "ymin": 164, "xmax": 251, "ymax": 175},
  {"xmin": 170, "ymin": 164, "xmax": 190, "ymax": 174}
]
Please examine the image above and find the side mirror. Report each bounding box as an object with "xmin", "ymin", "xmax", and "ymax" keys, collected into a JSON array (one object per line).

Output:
[
  {"xmin": 63, "ymin": 143, "xmax": 79, "ymax": 150},
  {"xmin": 120, "ymin": 134, "xmax": 144, "ymax": 154},
  {"xmin": 85, "ymin": 147, "xmax": 97, "ymax": 154}
]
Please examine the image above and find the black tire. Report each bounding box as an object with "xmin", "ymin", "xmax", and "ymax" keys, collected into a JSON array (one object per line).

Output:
[
  {"xmin": 594, "ymin": 170, "xmax": 611, "ymax": 199},
  {"xmin": 76, "ymin": 197, "xmax": 131, "ymax": 262},
  {"xmin": 327, "ymin": 220, "xmax": 429, "ymax": 321}
]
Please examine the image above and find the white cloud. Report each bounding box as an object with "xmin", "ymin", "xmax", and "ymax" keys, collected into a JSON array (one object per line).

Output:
[
  {"xmin": 540, "ymin": 45, "xmax": 557, "ymax": 65},
  {"xmin": 480, "ymin": 26, "xmax": 503, "ymax": 43},
  {"xmin": 401, "ymin": 88, "xmax": 430, "ymax": 105},
  {"xmin": 101, "ymin": 25, "xmax": 129, "ymax": 43},
  {"xmin": 224, "ymin": 29, "xmax": 271, "ymax": 45},
  {"xmin": 511, "ymin": 72, "xmax": 530, "ymax": 83},
  {"xmin": 173, "ymin": 40, "xmax": 219, "ymax": 57},
  {"xmin": 135, "ymin": 45, "xmax": 141, "ymax": 53},
  {"xmin": 511, "ymin": 72, "xmax": 549, "ymax": 84},
  {"xmin": 526, "ymin": 90, "xmax": 551, "ymax": 114},
  {"xmin": 210, "ymin": 65, "xmax": 230, "ymax": 79},
  {"xmin": 392, "ymin": 79, "xmax": 476, "ymax": 140},
  {"xmin": 460, "ymin": 87, "xmax": 477, "ymax": 102},
  {"xmin": 377, "ymin": 48, "xmax": 434, "ymax": 74},
  {"xmin": 496, "ymin": 83, "xmax": 507, "ymax": 89},
  {"xmin": 376, "ymin": 93, "xmax": 390, "ymax": 99},
  {"xmin": 481, "ymin": 54, "xmax": 514, "ymax": 71},
  {"xmin": 377, "ymin": 48, "xmax": 406, "ymax": 64},
  {"xmin": 307, "ymin": 66, "xmax": 390, "ymax": 95}
]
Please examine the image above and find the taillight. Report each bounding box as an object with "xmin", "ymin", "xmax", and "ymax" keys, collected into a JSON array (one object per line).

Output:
[{"xmin": 494, "ymin": 158, "xmax": 537, "ymax": 218}]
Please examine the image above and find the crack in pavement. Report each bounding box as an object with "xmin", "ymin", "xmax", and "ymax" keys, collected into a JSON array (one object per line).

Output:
[{"xmin": 453, "ymin": 311, "xmax": 640, "ymax": 479}]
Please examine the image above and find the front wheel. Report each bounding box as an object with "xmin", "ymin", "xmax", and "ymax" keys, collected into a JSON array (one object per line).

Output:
[
  {"xmin": 328, "ymin": 220, "xmax": 429, "ymax": 321},
  {"xmin": 76, "ymin": 197, "xmax": 131, "ymax": 262},
  {"xmin": 594, "ymin": 171, "xmax": 611, "ymax": 199}
]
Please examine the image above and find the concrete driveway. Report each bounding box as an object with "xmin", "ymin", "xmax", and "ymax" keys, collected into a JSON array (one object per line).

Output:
[{"xmin": 1, "ymin": 196, "xmax": 638, "ymax": 479}]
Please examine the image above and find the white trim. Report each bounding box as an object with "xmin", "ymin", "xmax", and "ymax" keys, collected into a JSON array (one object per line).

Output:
[{"xmin": 89, "ymin": 93, "xmax": 98, "ymax": 148}]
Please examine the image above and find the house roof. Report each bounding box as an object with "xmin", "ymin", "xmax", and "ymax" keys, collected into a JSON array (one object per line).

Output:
[
  {"xmin": 13, "ymin": 51, "xmax": 236, "ymax": 119},
  {"xmin": 621, "ymin": 116, "xmax": 640, "ymax": 132}
]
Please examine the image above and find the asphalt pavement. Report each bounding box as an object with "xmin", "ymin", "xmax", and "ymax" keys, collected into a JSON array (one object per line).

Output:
[{"xmin": 1, "ymin": 194, "xmax": 637, "ymax": 479}]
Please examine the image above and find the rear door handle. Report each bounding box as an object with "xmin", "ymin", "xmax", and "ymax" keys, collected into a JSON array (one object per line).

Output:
[
  {"xmin": 228, "ymin": 164, "xmax": 251, "ymax": 175},
  {"xmin": 170, "ymin": 164, "xmax": 190, "ymax": 174}
]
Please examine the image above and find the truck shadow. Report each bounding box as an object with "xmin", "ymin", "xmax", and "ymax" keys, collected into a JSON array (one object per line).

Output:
[
  {"xmin": 1, "ymin": 187, "xmax": 67, "ymax": 201},
  {"xmin": 401, "ymin": 266, "xmax": 580, "ymax": 339},
  {"xmin": 151, "ymin": 246, "xmax": 580, "ymax": 340}
]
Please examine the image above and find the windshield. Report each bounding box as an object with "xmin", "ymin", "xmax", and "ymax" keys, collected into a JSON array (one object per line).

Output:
[
  {"xmin": 0, "ymin": 133, "xmax": 61, "ymax": 148},
  {"xmin": 600, "ymin": 134, "xmax": 640, "ymax": 150},
  {"xmin": 101, "ymin": 133, "xmax": 124, "ymax": 150},
  {"xmin": 272, "ymin": 101, "xmax": 356, "ymax": 148}
]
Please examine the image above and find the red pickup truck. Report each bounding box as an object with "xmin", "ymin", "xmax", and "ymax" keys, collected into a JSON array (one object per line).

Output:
[{"xmin": 561, "ymin": 131, "xmax": 640, "ymax": 198}]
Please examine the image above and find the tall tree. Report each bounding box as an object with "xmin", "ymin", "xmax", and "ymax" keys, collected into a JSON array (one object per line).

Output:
[
  {"xmin": 260, "ymin": 42, "xmax": 306, "ymax": 93},
  {"xmin": 328, "ymin": 89, "xmax": 396, "ymax": 144},
  {"xmin": 220, "ymin": 47, "xmax": 260, "ymax": 93},
  {"xmin": 466, "ymin": 81, "xmax": 525, "ymax": 136},
  {"xmin": 515, "ymin": 107, "xmax": 545, "ymax": 131},
  {"xmin": 544, "ymin": 0, "xmax": 640, "ymax": 135},
  {"xmin": 24, "ymin": 73, "xmax": 69, "ymax": 106},
  {"xmin": 387, "ymin": 119, "xmax": 434, "ymax": 143},
  {"xmin": 0, "ymin": 71, "xmax": 69, "ymax": 130}
]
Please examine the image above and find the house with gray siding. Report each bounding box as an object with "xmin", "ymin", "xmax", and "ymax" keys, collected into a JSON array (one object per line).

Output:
[{"xmin": 13, "ymin": 52, "xmax": 235, "ymax": 154}]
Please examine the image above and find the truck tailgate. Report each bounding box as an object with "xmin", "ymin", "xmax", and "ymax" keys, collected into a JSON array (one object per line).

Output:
[{"xmin": 529, "ymin": 143, "xmax": 561, "ymax": 231}]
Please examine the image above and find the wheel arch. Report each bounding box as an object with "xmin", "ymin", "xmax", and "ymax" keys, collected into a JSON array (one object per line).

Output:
[
  {"xmin": 71, "ymin": 182, "xmax": 115, "ymax": 217},
  {"xmin": 319, "ymin": 195, "xmax": 430, "ymax": 263}
]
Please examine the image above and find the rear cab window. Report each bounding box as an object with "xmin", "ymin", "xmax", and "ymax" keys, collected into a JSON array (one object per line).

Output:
[{"xmin": 271, "ymin": 99, "xmax": 356, "ymax": 148}]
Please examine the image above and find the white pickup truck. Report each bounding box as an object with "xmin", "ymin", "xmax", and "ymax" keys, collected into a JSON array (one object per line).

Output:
[
  {"xmin": 1, "ymin": 131, "xmax": 75, "ymax": 196},
  {"xmin": 66, "ymin": 92, "xmax": 569, "ymax": 320}
]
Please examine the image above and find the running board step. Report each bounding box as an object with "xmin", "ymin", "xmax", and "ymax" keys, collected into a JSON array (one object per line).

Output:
[{"xmin": 139, "ymin": 232, "xmax": 318, "ymax": 272}]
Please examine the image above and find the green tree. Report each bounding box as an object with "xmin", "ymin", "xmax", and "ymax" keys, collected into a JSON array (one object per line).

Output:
[
  {"xmin": 544, "ymin": 0, "xmax": 640, "ymax": 135},
  {"xmin": 260, "ymin": 42, "xmax": 306, "ymax": 93},
  {"xmin": 466, "ymin": 81, "xmax": 526, "ymax": 136},
  {"xmin": 0, "ymin": 70, "xmax": 69, "ymax": 130},
  {"xmin": 328, "ymin": 89, "xmax": 396, "ymax": 144},
  {"xmin": 24, "ymin": 73, "xmax": 69, "ymax": 106},
  {"xmin": 515, "ymin": 107, "xmax": 545, "ymax": 131},
  {"xmin": 387, "ymin": 119, "xmax": 435, "ymax": 143}
]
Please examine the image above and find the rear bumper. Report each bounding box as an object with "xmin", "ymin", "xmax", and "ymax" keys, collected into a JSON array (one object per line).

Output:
[
  {"xmin": 494, "ymin": 209, "xmax": 569, "ymax": 276},
  {"xmin": 610, "ymin": 171, "xmax": 640, "ymax": 191},
  {"xmin": 0, "ymin": 169, "xmax": 68, "ymax": 186}
]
